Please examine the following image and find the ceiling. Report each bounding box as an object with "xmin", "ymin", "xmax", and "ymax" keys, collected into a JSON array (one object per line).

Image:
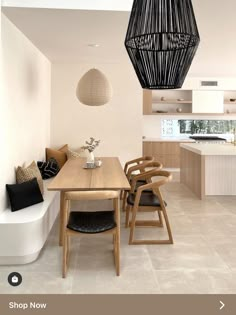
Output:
[
  {"xmin": 2, "ymin": 8, "xmax": 130, "ymax": 63},
  {"xmin": 2, "ymin": 1, "xmax": 236, "ymax": 76},
  {"xmin": 2, "ymin": 0, "xmax": 133, "ymax": 11}
]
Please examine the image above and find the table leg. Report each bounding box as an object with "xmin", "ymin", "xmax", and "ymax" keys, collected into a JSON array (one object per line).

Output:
[{"xmin": 59, "ymin": 191, "xmax": 66, "ymax": 246}]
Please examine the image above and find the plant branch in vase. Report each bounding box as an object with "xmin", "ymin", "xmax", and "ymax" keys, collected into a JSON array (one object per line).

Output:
[{"xmin": 82, "ymin": 137, "xmax": 100, "ymax": 162}]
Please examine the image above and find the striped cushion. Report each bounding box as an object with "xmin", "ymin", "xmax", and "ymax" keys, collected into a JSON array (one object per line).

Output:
[{"xmin": 37, "ymin": 158, "xmax": 59, "ymax": 179}]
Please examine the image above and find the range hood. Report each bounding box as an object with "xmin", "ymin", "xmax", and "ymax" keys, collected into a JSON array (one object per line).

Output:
[{"xmin": 189, "ymin": 136, "xmax": 226, "ymax": 143}]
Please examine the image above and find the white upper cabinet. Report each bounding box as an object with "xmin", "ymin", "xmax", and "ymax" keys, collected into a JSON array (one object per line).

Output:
[
  {"xmin": 192, "ymin": 91, "xmax": 224, "ymax": 113},
  {"xmin": 183, "ymin": 77, "xmax": 236, "ymax": 90}
]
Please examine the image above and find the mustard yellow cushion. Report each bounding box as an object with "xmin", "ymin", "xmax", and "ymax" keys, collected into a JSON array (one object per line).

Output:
[{"xmin": 46, "ymin": 144, "xmax": 68, "ymax": 169}]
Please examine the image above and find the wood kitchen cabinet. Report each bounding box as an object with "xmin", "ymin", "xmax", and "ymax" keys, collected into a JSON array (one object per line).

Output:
[
  {"xmin": 143, "ymin": 142, "xmax": 181, "ymax": 168},
  {"xmin": 143, "ymin": 90, "xmax": 192, "ymax": 115}
]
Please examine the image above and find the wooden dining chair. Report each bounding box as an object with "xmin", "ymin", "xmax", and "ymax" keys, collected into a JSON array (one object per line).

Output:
[
  {"xmin": 123, "ymin": 161, "xmax": 163, "ymax": 217},
  {"xmin": 126, "ymin": 169, "xmax": 173, "ymax": 245},
  {"xmin": 62, "ymin": 190, "xmax": 120, "ymax": 278},
  {"xmin": 123, "ymin": 156, "xmax": 154, "ymax": 178},
  {"xmin": 121, "ymin": 156, "xmax": 155, "ymax": 211},
  {"xmin": 121, "ymin": 156, "xmax": 154, "ymax": 199}
]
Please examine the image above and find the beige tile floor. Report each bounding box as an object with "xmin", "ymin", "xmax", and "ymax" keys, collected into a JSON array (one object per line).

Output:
[{"xmin": 0, "ymin": 182, "xmax": 236, "ymax": 294}]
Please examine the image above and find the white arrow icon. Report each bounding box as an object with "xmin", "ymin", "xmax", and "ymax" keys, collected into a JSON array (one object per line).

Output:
[{"xmin": 220, "ymin": 301, "xmax": 225, "ymax": 310}]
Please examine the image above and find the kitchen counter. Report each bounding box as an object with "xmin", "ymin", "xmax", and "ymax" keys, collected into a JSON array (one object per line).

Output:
[
  {"xmin": 180, "ymin": 143, "xmax": 236, "ymax": 155},
  {"xmin": 143, "ymin": 137, "xmax": 195, "ymax": 142},
  {"xmin": 180, "ymin": 143, "xmax": 236, "ymax": 199}
]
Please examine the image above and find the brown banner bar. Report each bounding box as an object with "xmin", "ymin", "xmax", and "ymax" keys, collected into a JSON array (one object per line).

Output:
[{"xmin": 0, "ymin": 294, "xmax": 235, "ymax": 315}]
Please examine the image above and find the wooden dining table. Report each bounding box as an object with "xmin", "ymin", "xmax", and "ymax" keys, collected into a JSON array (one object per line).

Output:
[{"xmin": 48, "ymin": 157, "xmax": 130, "ymax": 245}]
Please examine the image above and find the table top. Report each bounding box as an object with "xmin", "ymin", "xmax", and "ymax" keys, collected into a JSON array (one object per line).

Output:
[{"xmin": 47, "ymin": 157, "xmax": 130, "ymax": 191}]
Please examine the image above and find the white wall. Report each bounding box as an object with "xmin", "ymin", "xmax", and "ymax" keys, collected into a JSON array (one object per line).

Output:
[
  {"xmin": 0, "ymin": 14, "xmax": 51, "ymax": 213},
  {"xmin": 51, "ymin": 63, "xmax": 142, "ymax": 166},
  {"xmin": 190, "ymin": 0, "xmax": 236, "ymax": 77}
]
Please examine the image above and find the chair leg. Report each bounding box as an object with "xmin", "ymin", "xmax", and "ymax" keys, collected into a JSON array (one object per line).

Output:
[
  {"xmin": 125, "ymin": 205, "xmax": 131, "ymax": 228},
  {"xmin": 113, "ymin": 233, "xmax": 116, "ymax": 264},
  {"xmin": 113, "ymin": 232, "xmax": 118, "ymax": 275},
  {"xmin": 62, "ymin": 232, "xmax": 68, "ymax": 278},
  {"xmin": 162, "ymin": 208, "xmax": 174, "ymax": 244},
  {"xmin": 114, "ymin": 231, "xmax": 120, "ymax": 276},
  {"xmin": 120, "ymin": 190, "xmax": 123, "ymax": 200},
  {"xmin": 158, "ymin": 210, "xmax": 163, "ymax": 227},
  {"xmin": 122, "ymin": 191, "xmax": 128, "ymax": 212},
  {"xmin": 113, "ymin": 197, "xmax": 120, "ymax": 276},
  {"xmin": 129, "ymin": 206, "xmax": 174, "ymax": 245},
  {"xmin": 129, "ymin": 205, "xmax": 138, "ymax": 244},
  {"xmin": 67, "ymin": 235, "xmax": 70, "ymax": 264}
]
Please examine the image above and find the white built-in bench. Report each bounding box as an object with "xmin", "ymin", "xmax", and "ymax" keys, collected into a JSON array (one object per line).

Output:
[{"xmin": 0, "ymin": 179, "xmax": 59, "ymax": 265}]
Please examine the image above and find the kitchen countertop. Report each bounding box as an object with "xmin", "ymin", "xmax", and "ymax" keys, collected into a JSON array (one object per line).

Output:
[
  {"xmin": 180, "ymin": 143, "xmax": 236, "ymax": 155},
  {"xmin": 143, "ymin": 137, "xmax": 195, "ymax": 142}
]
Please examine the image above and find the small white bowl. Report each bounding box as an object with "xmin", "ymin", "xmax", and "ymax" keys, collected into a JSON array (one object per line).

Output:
[{"xmin": 95, "ymin": 160, "xmax": 102, "ymax": 167}]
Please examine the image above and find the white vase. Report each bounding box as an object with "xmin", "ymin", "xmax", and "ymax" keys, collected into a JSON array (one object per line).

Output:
[{"xmin": 87, "ymin": 151, "xmax": 95, "ymax": 163}]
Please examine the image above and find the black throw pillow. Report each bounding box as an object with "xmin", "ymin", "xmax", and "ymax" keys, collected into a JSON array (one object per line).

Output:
[
  {"xmin": 37, "ymin": 158, "xmax": 59, "ymax": 179},
  {"xmin": 6, "ymin": 178, "xmax": 44, "ymax": 212}
]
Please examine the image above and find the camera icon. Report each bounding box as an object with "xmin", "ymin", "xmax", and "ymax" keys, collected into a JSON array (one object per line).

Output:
[
  {"xmin": 12, "ymin": 276, "xmax": 19, "ymax": 283},
  {"xmin": 8, "ymin": 272, "xmax": 22, "ymax": 287}
]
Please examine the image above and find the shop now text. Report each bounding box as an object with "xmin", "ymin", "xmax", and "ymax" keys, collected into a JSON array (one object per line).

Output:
[{"xmin": 9, "ymin": 302, "xmax": 47, "ymax": 310}]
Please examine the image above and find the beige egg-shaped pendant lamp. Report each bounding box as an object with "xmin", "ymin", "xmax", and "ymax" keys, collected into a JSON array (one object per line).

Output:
[{"xmin": 76, "ymin": 69, "xmax": 113, "ymax": 106}]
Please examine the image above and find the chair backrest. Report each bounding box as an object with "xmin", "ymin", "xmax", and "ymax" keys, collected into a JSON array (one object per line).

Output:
[
  {"xmin": 132, "ymin": 170, "xmax": 172, "ymax": 209},
  {"xmin": 132, "ymin": 169, "xmax": 172, "ymax": 189},
  {"xmin": 124, "ymin": 156, "xmax": 154, "ymax": 175},
  {"xmin": 129, "ymin": 162, "xmax": 163, "ymax": 191},
  {"xmin": 127, "ymin": 160, "xmax": 162, "ymax": 182}
]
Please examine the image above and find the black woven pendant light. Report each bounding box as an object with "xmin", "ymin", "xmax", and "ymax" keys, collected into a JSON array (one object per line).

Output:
[{"xmin": 125, "ymin": 0, "xmax": 200, "ymax": 89}]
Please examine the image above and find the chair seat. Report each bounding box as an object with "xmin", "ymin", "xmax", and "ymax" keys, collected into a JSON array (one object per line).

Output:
[
  {"xmin": 67, "ymin": 211, "xmax": 116, "ymax": 234},
  {"xmin": 127, "ymin": 193, "xmax": 167, "ymax": 207}
]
